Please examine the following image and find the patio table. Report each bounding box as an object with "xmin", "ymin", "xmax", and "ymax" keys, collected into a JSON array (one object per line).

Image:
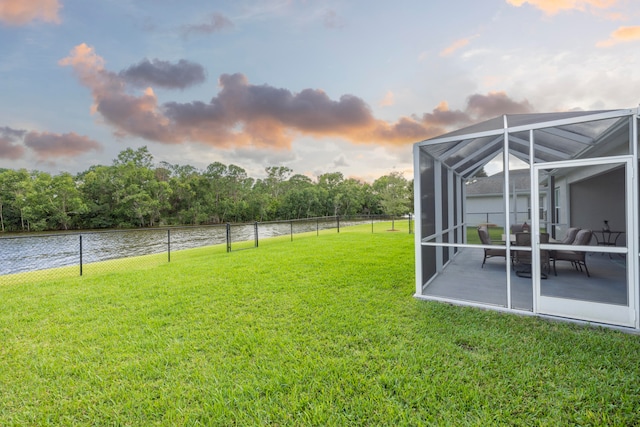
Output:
[
  {"xmin": 593, "ymin": 230, "xmax": 624, "ymax": 247},
  {"xmin": 592, "ymin": 230, "xmax": 625, "ymax": 259}
]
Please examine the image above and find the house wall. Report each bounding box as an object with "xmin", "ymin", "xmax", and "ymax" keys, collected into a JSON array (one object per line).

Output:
[
  {"xmin": 569, "ymin": 167, "xmax": 626, "ymax": 239},
  {"xmin": 465, "ymin": 194, "xmax": 541, "ymax": 227}
]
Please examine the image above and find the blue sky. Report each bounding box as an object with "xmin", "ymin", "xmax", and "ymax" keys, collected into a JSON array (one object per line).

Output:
[{"xmin": 1, "ymin": 0, "xmax": 639, "ymax": 181}]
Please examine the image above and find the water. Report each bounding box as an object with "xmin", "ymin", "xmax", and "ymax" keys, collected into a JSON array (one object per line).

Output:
[{"xmin": 0, "ymin": 218, "xmax": 357, "ymax": 276}]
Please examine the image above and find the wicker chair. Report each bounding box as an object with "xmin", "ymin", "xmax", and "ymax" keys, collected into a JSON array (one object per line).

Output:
[{"xmin": 478, "ymin": 227, "xmax": 506, "ymax": 268}]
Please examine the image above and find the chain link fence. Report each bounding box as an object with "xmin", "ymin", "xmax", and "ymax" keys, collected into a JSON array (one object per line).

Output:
[{"xmin": 1, "ymin": 215, "xmax": 413, "ymax": 284}]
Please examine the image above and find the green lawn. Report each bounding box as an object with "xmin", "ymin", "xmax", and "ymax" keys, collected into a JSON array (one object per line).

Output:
[{"xmin": 1, "ymin": 222, "xmax": 639, "ymax": 425}]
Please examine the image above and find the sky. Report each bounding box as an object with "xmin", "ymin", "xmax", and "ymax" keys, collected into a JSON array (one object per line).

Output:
[{"xmin": 1, "ymin": 0, "xmax": 640, "ymax": 182}]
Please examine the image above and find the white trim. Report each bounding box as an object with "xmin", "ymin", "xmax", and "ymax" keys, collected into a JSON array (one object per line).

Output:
[
  {"xmin": 413, "ymin": 144, "xmax": 422, "ymax": 296},
  {"xmin": 434, "ymin": 160, "xmax": 443, "ymax": 273},
  {"xmin": 507, "ymin": 109, "xmax": 635, "ymax": 133},
  {"xmin": 631, "ymin": 111, "xmax": 639, "ymax": 329},
  {"xmin": 533, "ymin": 156, "xmax": 636, "ymax": 327},
  {"xmin": 413, "ymin": 109, "xmax": 635, "ymax": 148},
  {"xmin": 448, "ymin": 167, "xmax": 455, "ymax": 261},
  {"xmin": 530, "ymin": 129, "xmax": 540, "ymax": 313},
  {"xmin": 503, "ymin": 116, "xmax": 513, "ymax": 308},
  {"xmin": 415, "ymin": 129, "xmax": 504, "ymax": 146}
]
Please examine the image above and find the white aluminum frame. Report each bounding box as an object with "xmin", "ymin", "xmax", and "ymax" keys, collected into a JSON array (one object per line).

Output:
[{"xmin": 413, "ymin": 107, "xmax": 640, "ymax": 331}]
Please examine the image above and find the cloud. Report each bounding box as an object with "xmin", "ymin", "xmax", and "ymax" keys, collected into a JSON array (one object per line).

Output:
[
  {"xmin": 59, "ymin": 44, "xmax": 177, "ymax": 143},
  {"xmin": 597, "ymin": 26, "xmax": 640, "ymax": 47},
  {"xmin": 182, "ymin": 12, "xmax": 234, "ymax": 37},
  {"xmin": 419, "ymin": 101, "xmax": 470, "ymax": 127},
  {"xmin": 412, "ymin": 93, "xmax": 534, "ymax": 140},
  {"xmin": 0, "ymin": 126, "xmax": 101, "ymax": 161},
  {"xmin": 59, "ymin": 44, "xmax": 534, "ymax": 150},
  {"xmin": 0, "ymin": 0, "xmax": 61, "ymax": 26},
  {"xmin": 505, "ymin": 0, "xmax": 618, "ymax": 16},
  {"xmin": 333, "ymin": 155, "xmax": 349, "ymax": 167},
  {"xmin": 440, "ymin": 35, "xmax": 479, "ymax": 57},
  {"xmin": 0, "ymin": 126, "xmax": 26, "ymax": 159},
  {"xmin": 466, "ymin": 91, "xmax": 534, "ymax": 119},
  {"xmin": 24, "ymin": 131, "xmax": 102, "ymax": 160},
  {"xmin": 119, "ymin": 59, "xmax": 206, "ymax": 89}
]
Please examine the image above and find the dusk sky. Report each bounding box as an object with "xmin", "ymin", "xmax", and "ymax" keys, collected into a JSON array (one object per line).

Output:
[{"xmin": 1, "ymin": 0, "xmax": 639, "ymax": 181}]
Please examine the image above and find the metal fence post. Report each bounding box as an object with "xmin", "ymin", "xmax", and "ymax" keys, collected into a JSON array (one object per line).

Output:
[
  {"xmin": 337, "ymin": 215, "xmax": 340, "ymax": 233},
  {"xmin": 372, "ymin": 214, "xmax": 374, "ymax": 233},
  {"xmin": 167, "ymin": 229, "xmax": 171, "ymax": 262},
  {"xmin": 255, "ymin": 221, "xmax": 259, "ymax": 248},
  {"xmin": 79, "ymin": 234, "xmax": 83, "ymax": 276},
  {"xmin": 409, "ymin": 213, "xmax": 413, "ymax": 234},
  {"xmin": 290, "ymin": 220, "xmax": 293, "ymax": 241},
  {"xmin": 316, "ymin": 218, "xmax": 319, "ymax": 236},
  {"xmin": 226, "ymin": 223, "xmax": 231, "ymax": 253}
]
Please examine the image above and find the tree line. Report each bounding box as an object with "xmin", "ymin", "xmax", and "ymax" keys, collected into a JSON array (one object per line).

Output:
[{"xmin": 0, "ymin": 147, "xmax": 413, "ymax": 232}]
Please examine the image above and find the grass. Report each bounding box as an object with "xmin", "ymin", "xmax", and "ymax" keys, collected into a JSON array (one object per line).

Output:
[
  {"xmin": 467, "ymin": 226, "xmax": 548, "ymax": 244},
  {"xmin": 1, "ymin": 222, "xmax": 639, "ymax": 425}
]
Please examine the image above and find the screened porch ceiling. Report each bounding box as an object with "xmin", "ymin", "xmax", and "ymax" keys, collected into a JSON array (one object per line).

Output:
[{"xmin": 418, "ymin": 109, "xmax": 635, "ymax": 179}]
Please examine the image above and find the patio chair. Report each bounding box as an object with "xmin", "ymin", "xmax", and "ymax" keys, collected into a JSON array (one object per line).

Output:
[
  {"xmin": 478, "ymin": 226, "xmax": 506, "ymax": 268},
  {"xmin": 510, "ymin": 224, "xmax": 525, "ymax": 233},
  {"xmin": 560, "ymin": 227, "xmax": 581, "ymax": 244},
  {"xmin": 552, "ymin": 229, "xmax": 593, "ymax": 277},
  {"xmin": 513, "ymin": 232, "xmax": 550, "ymax": 277}
]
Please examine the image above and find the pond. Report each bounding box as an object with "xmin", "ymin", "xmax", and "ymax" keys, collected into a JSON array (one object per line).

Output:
[{"xmin": 0, "ymin": 218, "xmax": 371, "ymax": 276}]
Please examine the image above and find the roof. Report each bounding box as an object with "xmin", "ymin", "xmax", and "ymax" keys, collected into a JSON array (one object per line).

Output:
[
  {"xmin": 415, "ymin": 109, "xmax": 637, "ymax": 179},
  {"xmin": 465, "ymin": 169, "xmax": 531, "ymax": 196}
]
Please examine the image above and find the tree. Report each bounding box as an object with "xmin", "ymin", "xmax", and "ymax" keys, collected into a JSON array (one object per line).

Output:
[
  {"xmin": 263, "ymin": 166, "xmax": 293, "ymax": 219},
  {"xmin": 279, "ymin": 174, "xmax": 319, "ymax": 219},
  {"xmin": 203, "ymin": 162, "xmax": 228, "ymax": 223},
  {"xmin": 47, "ymin": 172, "xmax": 87, "ymax": 230},
  {"xmin": 224, "ymin": 164, "xmax": 253, "ymax": 222},
  {"xmin": 374, "ymin": 172, "xmax": 410, "ymax": 230},
  {"xmin": 78, "ymin": 165, "xmax": 120, "ymax": 228},
  {"xmin": 13, "ymin": 170, "xmax": 36, "ymax": 230},
  {"xmin": 336, "ymin": 178, "xmax": 365, "ymax": 217},
  {"xmin": 317, "ymin": 172, "xmax": 345, "ymax": 216},
  {"xmin": 473, "ymin": 167, "xmax": 488, "ymax": 178},
  {"xmin": 0, "ymin": 169, "xmax": 30, "ymax": 231},
  {"xmin": 0, "ymin": 145, "xmax": 417, "ymax": 231},
  {"xmin": 113, "ymin": 146, "xmax": 154, "ymax": 169}
]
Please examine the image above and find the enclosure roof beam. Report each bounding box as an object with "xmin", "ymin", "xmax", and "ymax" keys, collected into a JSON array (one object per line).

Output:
[
  {"xmin": 538, "ymin": 128, "xmax": 594, "ymax": 145},
  {"xmin": 449, "ymin": 136, "xmax": 503, "ymax": 170},
  {"xmin": 510, "ymin": 135, "xmax": 571, "ymax": 160}
]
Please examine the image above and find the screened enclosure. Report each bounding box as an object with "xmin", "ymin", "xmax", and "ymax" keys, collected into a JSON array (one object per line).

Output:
[{"xmin": 413, "ymin": 108, "xmax": 640, "ymax": 330}]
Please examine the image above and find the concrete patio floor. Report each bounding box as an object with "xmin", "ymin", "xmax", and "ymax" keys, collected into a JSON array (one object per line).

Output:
[{"xmin": 420, "ymin": 246, "xmax": 628, "ymax": 311}]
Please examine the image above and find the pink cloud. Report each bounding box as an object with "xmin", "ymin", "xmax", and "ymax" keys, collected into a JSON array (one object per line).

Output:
[
  {"xmin": 0, "ymin": 138, "xmax": 25, "ymax": 159},
  {"xmin": 0, "ymin": 0, "xmax": 61, "ymax": 26},
  {"xmin": 597, "ymin": 26, "xmax": 640, "ymax": 47},
  {"xmin": 0, "ymin": 126, "xmax": 26, "ymax": 159},
  {"xmin": 440, "ymin": 35, "xmax": 479, "ymax": 57},
  {"xmin": 59, "ymin": 44, "xmax": 535, "ymax": 149},
  {"xmin": 24, "ymin": 131, "xmax": 102, "ymax": 160},
  {"xmin": 506, "ymin": 0, "xmax": 618, "ymax": 16}
]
